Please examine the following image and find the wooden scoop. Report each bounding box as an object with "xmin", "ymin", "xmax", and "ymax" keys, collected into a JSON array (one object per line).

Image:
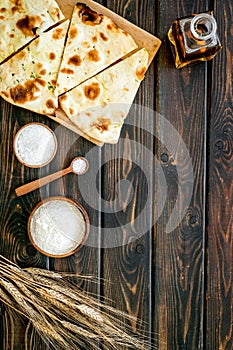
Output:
[{"xmin": 15, "ymin": 157, "xmax": 89, "ymax": 197}]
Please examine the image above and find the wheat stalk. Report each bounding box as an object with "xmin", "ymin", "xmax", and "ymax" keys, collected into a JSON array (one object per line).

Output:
[
  {"xmin": 77, "ymin": 304, "xmax": 104, "ymax": 322},
  {"xmin": 0, "ymin": 255, "xmax": 156, "ymax": 350},
  {"xmin": 61, "ymin": 321, "xmax": 99, "ymax": 338}
]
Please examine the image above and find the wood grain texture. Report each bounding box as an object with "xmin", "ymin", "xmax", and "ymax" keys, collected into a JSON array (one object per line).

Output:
[
  {"xmin": 47, "ymin": 0, "xmax": 103, "ymax": 339},
  {"xmin": 155, "ymin": 0, "xmax": 209, "ymax": 348},
  {"xmin": 101, "ymin": 0, "xmax": 156, "ymax": 348},
  {"xmin": 206, "ymin": 0, "xmax": 233, "ymax": 349},
  {"xmin": 0, "ymin": 101, "xmax": 50, "ymax": 349},
  {"xmin": 0, "ymin": 0, "xmax": 232, "ymax": 349},
  {"xmin": 0, "ymin": 103, "xmax": 101, "ymax": 348},
  {"xmin": 41, "ymin": 123, "xmax": 102, "ymax": 290}
]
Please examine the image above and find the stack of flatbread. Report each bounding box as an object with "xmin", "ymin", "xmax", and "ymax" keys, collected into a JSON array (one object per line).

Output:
[{"xmin": 0, "ymin": 1, "xmax": 151, "ymax": 144}]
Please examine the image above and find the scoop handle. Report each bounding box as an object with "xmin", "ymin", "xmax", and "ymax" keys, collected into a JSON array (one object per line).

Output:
[{"xmin": 15, "ymin": 167, "xmax": 71, "ymax": 197}]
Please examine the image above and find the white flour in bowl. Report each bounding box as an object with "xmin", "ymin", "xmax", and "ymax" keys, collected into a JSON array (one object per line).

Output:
[
  {"xmin": 15, "ymin": 123, "xmax": 56, "ymax": 167},
  {"xmin": 29, "ymin": 199, "xmax": 86, "ymax": 256}
]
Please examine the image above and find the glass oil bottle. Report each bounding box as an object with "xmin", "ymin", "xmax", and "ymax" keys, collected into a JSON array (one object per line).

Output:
[{"xmin": 168, "ymin": 11, "xmax": 222, "ymax": 68}]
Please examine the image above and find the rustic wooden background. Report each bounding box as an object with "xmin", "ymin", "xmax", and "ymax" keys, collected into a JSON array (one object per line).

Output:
[{"xmin": 0, "ymin": 0, "xmax": 232, "ymax": 349}]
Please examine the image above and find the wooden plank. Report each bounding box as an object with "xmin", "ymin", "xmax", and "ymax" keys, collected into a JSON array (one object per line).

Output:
[
  {"xmin": 101, "ymin": 0, "xmax": 156, "ymax": 348},
  {"xmin": 0, "ymin": 1, "xmax": 231, "ymax": 349},
  {"xmin": 205, "ymin": 0, "xmax": 233, "ymax": 349},
  {"xmin": 46, "ymin": 0, "xmax": 105, "ymax": 346},
  {"xmin": 0, "ymin": 64, "xmax": 102, "ymax": 350},
  {"xmin": 155, "ymin": 1, "xmax": 209, "ymax": 348},
  {"xmin": 48, "ymin": 123, "xmax": 102, "ymax": 294},
  {"xmin": 0, "ymin": 93, "xmax": 102, "ymax": 348},
  {"xmin": 0, "ymin": 100, "xmax": 50, "ymax": 349}
]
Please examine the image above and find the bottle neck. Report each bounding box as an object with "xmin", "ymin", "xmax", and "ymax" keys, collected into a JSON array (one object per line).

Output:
[{"xmin": 190, "ymin": 13, "xmax": 217, "ymax": 41}]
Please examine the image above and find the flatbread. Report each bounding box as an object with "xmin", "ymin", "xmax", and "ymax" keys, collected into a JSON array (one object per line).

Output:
[
  {"xmin": 0, "ymin": 0, "xmax": 64, "ymax": 64},
  {"xmin": 55, "ymin": 3, "xmax": 138, "ymax": 96},
  {"xmin": 0, "ymin": 20, "xmax": 69, "ymax": 115},
  {"xmin": 59, "ymin": 48, "xmax": 149, "ymax": 143}
]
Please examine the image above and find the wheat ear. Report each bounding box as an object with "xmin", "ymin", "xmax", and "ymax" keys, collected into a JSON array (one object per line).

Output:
[{"xmin": 0, "ymin": 255, "xmax": 157, "ymax": 350}]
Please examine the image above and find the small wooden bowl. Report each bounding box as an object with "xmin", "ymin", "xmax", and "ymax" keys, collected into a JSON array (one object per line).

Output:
[
  {"xmin": 14, "ymin": 122, "xmax": 57, "ymax": 168},
  {"xmin": 27, "ymin": 196, "xmax": 90, "ymax": 258}
]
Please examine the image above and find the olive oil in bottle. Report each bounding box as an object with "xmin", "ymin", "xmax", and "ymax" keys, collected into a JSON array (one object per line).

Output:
[{"xmin": 168, "ymin": 12, "xmax": 222, "ymax": 68}]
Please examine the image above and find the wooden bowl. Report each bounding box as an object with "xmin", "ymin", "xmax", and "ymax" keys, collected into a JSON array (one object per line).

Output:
[
  {"xmin": 27, "ymin": 196, "xmax": 90, "ymax": 258},
  {"xmin": 14, "ymin": 122, "xmax": 57, "ymax": 168}
]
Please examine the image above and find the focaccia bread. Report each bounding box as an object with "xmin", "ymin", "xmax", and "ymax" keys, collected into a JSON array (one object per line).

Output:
[
  {"xmin": 0, "ymin": 21, "xmax": 69, "ymax": 115},
  {"xmin": 0, "ymin": 0, "xmax": 64, "ymax": 63},
  {"xmin": 55, "ymin": 3, "xmax": 138, "ymax": 96},
  {"xmin": 59, "ymin": 48, "xmax": 149, "ymax": 143}
]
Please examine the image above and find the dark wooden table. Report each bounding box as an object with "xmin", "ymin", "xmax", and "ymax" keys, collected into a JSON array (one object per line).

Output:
[{"xmin": 0, "ymin": 0, "xmax": 232, "ymax": 349}]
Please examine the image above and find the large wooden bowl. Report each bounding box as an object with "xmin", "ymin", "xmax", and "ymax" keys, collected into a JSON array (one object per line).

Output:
[{"xmin": 27, "ymin": 196, "xmax": 90, "ymax": 258}]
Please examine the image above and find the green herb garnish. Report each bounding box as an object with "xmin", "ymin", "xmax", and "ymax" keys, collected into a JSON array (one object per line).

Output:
[
  {"xmin": 30, "ymin": 72, "xmax": 41, "ymax": 79},
  {"xmin": 47, "ymin": 81, "xmax": 55, "ymax": 92}
]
